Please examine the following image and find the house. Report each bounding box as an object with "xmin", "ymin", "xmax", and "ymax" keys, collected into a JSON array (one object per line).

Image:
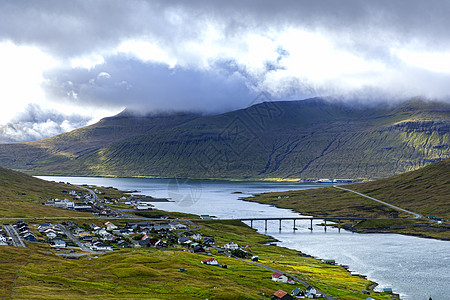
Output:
[
  {"xmin": 136, "ymin": 204, "xmax": 152, "ymax": 210},
  {"xmin": 90, "ymin": 223, "xmax": 101, "ymax": 231},
  {"xmin": 190, "ymin": 244, "xmax": 205, "ymax": 253},
  {"xmin": 203, "ymin": 238, "xmax": 215, "ymax": 245},
  {"xmin": 119, "ymin": 229, "xmax": 133, "ymax": 235},
  {"xmin": 191, "ymin": 233, "xmax": 202, "ymax": 241},
  {"xmin": 224, "ymin": 241, "xmax": 239, "ymax": 251},
  {"xmin": 155, "ymin": 240, "xmax": 168, "ymax": 248},
  {"xmin": 23, "ymin": 233, "xmax": 37, "ymax": 242},
  {"xmin": 291, "ymin": 287, "xmax": 305, "ymax": 297},
  {"xmin": 201, "ymin": 258, "xmax": 219, "ymax": 266},
  {"xmin": 169, "ymin": 222, "xmax": 187, "ymax": 230},
  {"xmin": 305, "ymin": 286, "xmax": 317, "ymax": 296},
  {"xmin": 91, "ymin": 242, "xmax": 112, "ymax": 251},
  {"xmin": 50, "ymin": 239, "xmax": 66, "ymax": 248},
  {"xmin": 46, "ymin": 231, "xmax": 58, "ymax": 239},
  {"xmin": 178, "ymin": 236, "xmax": 191, "ymax": 245},
  {"xmin": 272, "ymin": 272, "xmax": 289, "ymax": 283},
  {"xmin": 272, "ymin": 289, "xmax": 294, "ymax": 300},
  {"xmin": 97, "ymin": 228, "xmax": 108, "ymax": 237}
]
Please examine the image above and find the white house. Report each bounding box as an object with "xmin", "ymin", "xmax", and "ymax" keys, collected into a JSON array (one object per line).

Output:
[
  {"xmin": 272, "ymin": 272, "xmax": 289, "ymax": 283},
  {"xmin": 105, "ymin": 222, "xmax": 118, "ymax": 231},
  {"xmin": 192, "ymin": 233, "xmax": 202, "ymax": 241},
  {"xmin": 91, "ymin": 242, "xmax": 112, "ymax": 251},
  {"xmin": 306, "ymin": 286, "xmax": 317, "ymax": 295},
  {"xmin": 201, "ymin": 258, "xmax": 219, "ymax": 265},
  {"xmin": 224, "ymin": 241, "xmax": 239, "ymax": 251},
  {"xmin": 50, "ymin": 239, "xmax": 66, "ymax": 248}
]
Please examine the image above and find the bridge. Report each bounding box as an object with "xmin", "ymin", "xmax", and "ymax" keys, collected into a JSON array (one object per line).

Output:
[{"xmin": 210, "ymin": 216, "xmax": 369, "ymax": 231}]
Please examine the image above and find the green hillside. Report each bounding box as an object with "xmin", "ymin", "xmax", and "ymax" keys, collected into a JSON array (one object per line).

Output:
[
  {"xmin": 0, "ymin": 98, "xmax": 448, "ymax": 179},
  {"xmin": 247, "ymin": 158, "xmax": 450, "ymax": 239},
  {"xmin": 0, "ymin": 166, "xmax": 88, "ymax": 218}
]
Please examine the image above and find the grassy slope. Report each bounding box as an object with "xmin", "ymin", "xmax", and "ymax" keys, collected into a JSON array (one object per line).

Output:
[
  {"xmin": 247, "ymin": 159, "xmax": 450, "ymax": 239},
  {"xmin": 0, "ymin": 98, "xmax": 448, "ymax": 179},
  {"xmin": 348, "ymin": 158, "xmax": 450, "ymax": 219},
  {"xmin": 0, "ymin": 221, "xmax": 393, "ymax": 300},
  {"xmin": 0, "ymin": 166, "xmax": 89, "ymax": 218}
]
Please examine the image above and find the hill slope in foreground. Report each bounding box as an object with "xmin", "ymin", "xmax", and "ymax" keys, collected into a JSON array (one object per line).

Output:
[
  {"xmin": 0, "ymin": 166, "xmax": 88, "ymax": 218},
  {"xmin": 0, "ymin": 98, "xmax": 449, "ymax": 179},
  {"xmin": 248, "ymin": 158, "xmax": 450, "ymax": 239}
]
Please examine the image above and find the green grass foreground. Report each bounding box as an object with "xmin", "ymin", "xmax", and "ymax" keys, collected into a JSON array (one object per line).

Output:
[{"xmin": 0, "ymin": 220, "xmax": 394, "ymax": 300}]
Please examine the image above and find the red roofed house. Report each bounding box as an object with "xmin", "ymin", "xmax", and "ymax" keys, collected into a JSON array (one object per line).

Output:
[
  {"xmin": 201, "ymin": 258, "xmax": 219, "ymax": 266},
  {"xmin": 272, "ymin": 272, "xmax": 288, "ymax": 283},
  {"xmin": 271, "ymin": 289, "xmax": 293, "ymax": 300}
]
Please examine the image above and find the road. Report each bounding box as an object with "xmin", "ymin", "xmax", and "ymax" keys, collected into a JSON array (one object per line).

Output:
[
  {"xmin": 56, "ymin": 224, "xmax": 101, "ymax": 254},
  {"xmin": 334, "ymin": 186, "xmax": 422, "ymax": 218},
  {"xmin": 74, "ymin": 185, "xmax": 137, "ymax": 219},
  {"xmin": 4, "ymin": 225, "xmax": 26, "ymax": 247}
]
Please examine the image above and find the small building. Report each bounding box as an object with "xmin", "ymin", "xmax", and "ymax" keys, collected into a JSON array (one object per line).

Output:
[
  {"xmin": 291, "ymin": 287, "xmax": 305, "ymax": 297},
  {"xmin": 305, "ymin": 286, "xmax": 317, "ymax": 296},
  {"xmin": 203, "ymin": 237, "xmax": 215, "ymax": 245},
  {"xmin": 272, "ymin": 272, "xmax": 289, "ymax": 283},
  {"xmin": 224, "ymin": 241, "xmax": 239, "ymax": 251},
  {"xmin": 50, "ymin": 239, "xmax": 66, "ymax": 248},
  {"xmin": 178, "ymin": 236, "xmax": 191, "ymax": 245},
  {"xmin": 272, "ymin": 289, "xmax": 294, "ymax": 300},
  {"xmin": 201, "ymin": 258, "xmax": 219, "ymax": 266}
]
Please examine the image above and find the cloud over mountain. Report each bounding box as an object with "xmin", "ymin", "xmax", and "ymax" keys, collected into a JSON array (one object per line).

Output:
[{"xmin": 1, "ymin": 1, "xmax": 450, "ymax": 140}]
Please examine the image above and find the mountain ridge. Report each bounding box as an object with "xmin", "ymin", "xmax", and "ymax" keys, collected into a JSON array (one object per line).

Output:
[{"xmin": 0, "ymin": 97, "xmax": 448, "ymax": 179}]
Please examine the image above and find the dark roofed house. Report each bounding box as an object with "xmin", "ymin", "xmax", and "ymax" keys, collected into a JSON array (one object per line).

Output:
[
  {"xmin": 271, "ymin": 289, "xmax": 293, "ymax": 300},
  {"xmin": 291, "ymin": 287, "xmax": 305, "ymax": 297}
]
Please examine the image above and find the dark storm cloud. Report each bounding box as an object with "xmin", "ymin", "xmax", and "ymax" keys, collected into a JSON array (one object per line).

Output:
[
  {"xmin": 43, "ymin": 57, "xmax": 253, "ymax": 114},
  {"xmin": 2, "ymin": 0, "xmax": 450, "ymax": 117},
  {"xmin": 1, "ymin": 1, "xmax": 450, "ymax": 57},
  {"xmin": 0, "ymin": 104, "xmax": 91, "ymax": 143}
]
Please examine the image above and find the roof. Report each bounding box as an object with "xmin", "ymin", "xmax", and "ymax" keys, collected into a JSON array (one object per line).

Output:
[
  {"xmin": 273, "ymin": 290, "xmax": 288, "ymax": 298},
  {"xmin": 202, "ymin": 258, "xmax": 216, "ymax": 263},
  {"xmin": 272, "ymin": 272, "xmax": 284, "ymax": 278}
]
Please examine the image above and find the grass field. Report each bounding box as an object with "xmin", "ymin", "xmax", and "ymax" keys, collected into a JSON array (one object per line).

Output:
[{"xmin": 0, "ymin": 220, "xmax": 395, "ymax": 300}]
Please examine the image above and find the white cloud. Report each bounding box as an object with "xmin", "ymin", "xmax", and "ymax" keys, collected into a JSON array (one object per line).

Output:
[{"xmin": 1, "ymin": 1, "xmax": 450, "ymax": 142}]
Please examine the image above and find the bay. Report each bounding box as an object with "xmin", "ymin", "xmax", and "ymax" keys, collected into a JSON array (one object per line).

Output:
[{"xmin": 37, "ymin": 176, "xmax": 450, "ymax": 300}]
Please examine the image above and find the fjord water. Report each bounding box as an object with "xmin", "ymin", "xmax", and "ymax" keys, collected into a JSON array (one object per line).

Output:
[{"xmin": 38, "ymin": 176, "xmax": 449, "ymax": 300}]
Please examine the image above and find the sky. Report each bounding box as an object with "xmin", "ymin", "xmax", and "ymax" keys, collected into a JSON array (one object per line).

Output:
[{"xmin": 1, "ymin": 0, "xmax": 450, "ymax": 142}]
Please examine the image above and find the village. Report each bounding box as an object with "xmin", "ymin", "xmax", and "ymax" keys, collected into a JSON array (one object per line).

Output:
[
  {"xmin": 0, "ymin": 215, "xmax": 335, "ymax": 299},
  {"xmin": 0, "ymin": 183, "xmax": 388, "ymax": 299}
]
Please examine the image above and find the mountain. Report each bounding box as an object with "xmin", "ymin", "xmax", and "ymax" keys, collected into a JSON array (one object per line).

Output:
[{"xmin": 0, "ymin": 98, "xmax": 449, "ymax": 179}]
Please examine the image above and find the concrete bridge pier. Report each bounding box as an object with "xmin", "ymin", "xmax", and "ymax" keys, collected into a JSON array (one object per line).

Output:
[
  {"xmin": 279, "ymin": 219, "xmax": 282, "ymax": 231},
  {"xmin": 265, "ymin": 220, "xmax": 267, "ymax": 231},
  {"xmin": 250, "ymin": 220, "xmax": 253, "ymax": 228},
  {"xmin": 293, "ymin": 219, "xmax": 296, "ymax": 230},
  {"xmin": 324, "ymin": 219, "xmax": 327, "ymax": 231},
  {"xmin": 338, "ymin": 219, "xmax": 341, "ymax": 231},
  {"xmin": 310, "ymin": 218, "xmax": 313, "ymax": 230}
]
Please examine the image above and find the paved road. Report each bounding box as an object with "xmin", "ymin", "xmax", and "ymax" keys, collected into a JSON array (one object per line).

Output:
[
  {"xmin": 334, "ymin": 186, "xmax": 422, "ymax": 218},
  {"xmin": 56, "ymin": 224, "xmax": 101, "ymax": 254},
  {"xmin": 75, "ymin": 185, "xmax": 137, "ymax": 219},
  {"xmin": 4, "ymin": 225, "xmax": 26, "ymax": 247}
]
